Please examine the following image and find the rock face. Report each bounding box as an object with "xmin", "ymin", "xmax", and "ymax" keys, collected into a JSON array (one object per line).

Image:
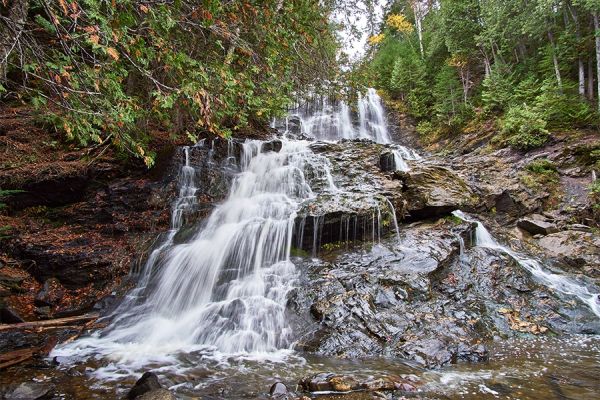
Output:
[
  {"xmin": 535, "ymin": 230, "xmax": 600, "ymax": 277},
  {"xmin": 517, "ymin": 214, "xmax": 559, "ymax": 235},
  {"xmin": 289, "ymin": 217, "xmax": 599, "ymax": 368}
]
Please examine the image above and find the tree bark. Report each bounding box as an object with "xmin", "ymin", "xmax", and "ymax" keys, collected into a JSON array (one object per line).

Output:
[
  {"xmin": 413, "ymin": 2, "xmax": 424, "ymax": 57},
  {"xmin": 570, "ymin": 4, "xmax": 586, "ymax": 97},
  {"xmin": 594, "ymin": 11, "xmax": 600, "ymax": 112},
  {"xmin": 588, "ymin": 57, "xmax": 595, "ymax": 101},
  {"xmin": 0, "ymin": 0, "xmax": 29, "ymax": 83}
]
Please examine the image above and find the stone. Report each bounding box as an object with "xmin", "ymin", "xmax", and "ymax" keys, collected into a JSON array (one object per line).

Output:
[
  {"xmin": 401, "ymin": 165, "xmax": 474, "ymax": 220},
  {"xmin": 269, "ymin": 382, "xmax": 288, "ymax": 399},
  {"xmin": 299, "ymin": 373, "xmax": 360, "ymax": 393},
  {"xmin": 517, "ymin": 215, "xmax": 559, "ymax": 235},
  {"xmin": 261, "ymin": 139, "xmax": 283, "ymax": 153},
  {"xmin": 379, "ymin": 151, "xmax": 396, "ymax": 172},
  {"xmin": 136, "ymin": 389, "xmax": 175, "ymax": 400},
  {"xmin": 5, "ymin": 382, "xmax": 53, "ymax": 400},
  {"xmin": 127, "ymin": 372, "xmax": 162, "ymax": 400}
]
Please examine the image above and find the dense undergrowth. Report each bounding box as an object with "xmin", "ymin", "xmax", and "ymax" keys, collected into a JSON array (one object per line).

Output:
[{"xmin": 1, "ymin": 0, "xmax": 341, "ymax": 166}]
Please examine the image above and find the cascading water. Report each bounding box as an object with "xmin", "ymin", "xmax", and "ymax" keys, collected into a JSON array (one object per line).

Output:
[
  {"xmin": 294, "ymin": 96, "xmax": 357, "ymax": 141},
  {"xmin": 357, "ymin": 88, "xmax": 392, "ymax": 144},
  {"xmin": 452, "ymin": 210, "xmax": 600, "ymax": 318},
  {"xmin": 53, "ymin": 139, "xmax": 338, "ymax": 369},
  {"xmin": 288, "ymin": 88, "xmax": 422, "ymax": 172}
]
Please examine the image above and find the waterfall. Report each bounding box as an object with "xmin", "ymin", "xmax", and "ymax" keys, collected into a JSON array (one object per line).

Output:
[
  {"xmin": 295, "ymin": 96, "xmax": 356, "ymax": 141},
  {"xmin": 392, "ymin": 145, "xmax": 422, "ymax": 172},
  {"xmin": 452, "ymin": 211, "xmax": 600, "ymax": 318},
  {"xmin": 53, "ymin": 139, "xmax": 338, "ymax": 368},
  {"xmin": 357, "ymin": 88, "xmax": 392, "ymax": 144}
]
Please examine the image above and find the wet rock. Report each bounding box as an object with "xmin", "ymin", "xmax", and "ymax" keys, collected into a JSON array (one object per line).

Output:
[
  {"xmin": 299, "ymin": 373, "xmax": 418, "ymax": 394},
  {"xmin": 127, "ymin": 372, "xmax": 162, "ymax": 400},
  {"xmin": 517, "ymin": 215, "xmax": 559, "ymax": 235},
  {"xmin": 401, "ymin": 165, "xmax": 474, "ymax": 220},
  {"xmin": 262, "ymin": 139, "xmax": 283, "ymax": 153},
  {"xmin": 299, "ymin": 373, "xmax": 360, "ymax": 392},
  {"xmin": 379, "ymin": 151, "xmax": 396, "ymax": 172},
  {"xmin": 34, "ymin": 278, "xmax": 64, "ymax": 307},
  {"xmin": 136, "ymin": 389, "xmax": 176, "ymax": 400},
  {"xmin": 269, "ymin": 382, "xmax": 289, "ymax": 399},
  {"xmin": 4, "ymin": 382, "xmax": 54, "ymax": 400}
]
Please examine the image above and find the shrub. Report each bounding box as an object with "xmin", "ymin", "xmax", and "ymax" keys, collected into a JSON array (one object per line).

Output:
[
  {"xmin": 501, "ymin": 105, "xmax": 550, "ymax": 150},
  {"xmin": 526, "ymin": 158, "xmax": 557, "ymax": 175}
]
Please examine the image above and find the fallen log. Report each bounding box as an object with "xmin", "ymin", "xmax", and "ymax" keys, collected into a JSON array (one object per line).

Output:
[
  {"xmin": 0, "ymin": 337, "xmax": 57, "ymax": 370},
  {"xmin": 0, "ymin": 313, "xmax": 99, "ymax": 332}
]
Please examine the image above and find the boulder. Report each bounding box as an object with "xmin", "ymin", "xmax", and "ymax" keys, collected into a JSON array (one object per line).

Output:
[
  {"xmin": 401, "ymin": 165, "xmax": 474, "ymax": 220},
  {"xmin": 127, "ymin": 372, "xmax": 162, "ymax": 400},
  {"xmin": 517, "ymin": 215, "xmax": 559, "ymax": 235},
  {"xmin": 269, "ymin": 382, "xmax": 289, "ymax": 399}
]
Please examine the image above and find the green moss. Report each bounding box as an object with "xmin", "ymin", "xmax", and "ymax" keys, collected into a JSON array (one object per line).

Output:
[
  {"xmin": 290, "ymin": 247, "xmax": 310, "ymax": 258},
  {"xmin": 526, "ymin": 158, "xmax": 557, "ymax": 175}
]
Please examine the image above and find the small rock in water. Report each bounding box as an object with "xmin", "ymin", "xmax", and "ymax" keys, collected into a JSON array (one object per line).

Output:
[
  {"xmin": 269, "ymin": 382, "xmax": 288, "ymax": 399},
  {"xmin": 299, "ymin": 373, "xmax": 418, "ymax": 394},
  {"xmin": 127, "ymin": 372, "xmax": 162, "ymax": 399},
  {"xmin": 136, "ymin": 389, "xmax": 175, "ymax": 400},
  {"xmin": 5, "ymin": 382, "xmax": 54, "ymax": 400}
]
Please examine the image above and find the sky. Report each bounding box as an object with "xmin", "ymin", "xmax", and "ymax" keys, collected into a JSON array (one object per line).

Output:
[{"xmin": 336, "ymin": 0, "xmax": 388, "ymax": 61}]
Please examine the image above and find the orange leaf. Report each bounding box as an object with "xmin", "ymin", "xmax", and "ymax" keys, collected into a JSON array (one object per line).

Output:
[
  {"xmin": 89, "ymin": 34, "xmax": 100, "ymax": 44},
  {"xmin": 106, "ymin": 47, "xmax": 120, "ymax": 61}
]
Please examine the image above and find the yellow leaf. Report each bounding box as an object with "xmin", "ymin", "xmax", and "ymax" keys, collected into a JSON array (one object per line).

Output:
[{"xmin": 368, "ymin": 34, "xmax": 385, "ymax": 45}]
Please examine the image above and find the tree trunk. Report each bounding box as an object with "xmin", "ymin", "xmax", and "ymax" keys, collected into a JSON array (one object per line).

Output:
[
  {"xmin": 588, "ymin": 57, "xmax": 595, "ymax": 101},
  {"xmin": 413, "ymin": 2, "xmax": 424, "ymax": 57},
  {"xmin": 579, "ymin": 58, "xmax": 586, "ymax": 97},
  {"xmin": 570, "ymin": 4, "xmax": 586, "ymax": 98},
  {"xmin": 594, "ymin": 11, "xmax": 600, "ymax": 112},
  {"xmin": 0, "ymin": 0, "xmax": 29, "ymax": 83},
  {"xmin": 547, "ymin": 30, "xmax": 563, "ymax": 92}
]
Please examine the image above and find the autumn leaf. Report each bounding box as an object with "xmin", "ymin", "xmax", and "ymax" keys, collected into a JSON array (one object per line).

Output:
[
  {"xmin": 89, "ymin": 34, "xmax": 100, "ymax": 45},
  {"xmin": 106, "ymin": 47, "xmax": 120, "ymax": 61}
]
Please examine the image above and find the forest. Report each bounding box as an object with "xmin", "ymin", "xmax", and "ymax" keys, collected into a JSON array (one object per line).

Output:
[{"xmin": 358, "ymin": 0, "xmax": 600, "ymax": 150}]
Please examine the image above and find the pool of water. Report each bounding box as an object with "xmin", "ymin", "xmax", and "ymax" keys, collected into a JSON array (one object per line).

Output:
[{"xmin": 2, "ymin": 335, "xmax": 598, "ymax": 399}]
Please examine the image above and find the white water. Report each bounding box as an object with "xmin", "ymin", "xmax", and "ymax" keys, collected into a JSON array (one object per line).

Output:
[
  {"xmin": 357, "ymin": 88, "xmax": 392, "ymax": 143},
  {"xmin": 294, "ymin": 96, "xmax": 357, "ymax": 141},
  {"xmin": 452, "ymin": 210, "xmax": 600, "ymax": 318},
  {"xmin": 52, "ymin": 89, "xmax": 413, "ymax": 374},
  {"xmin": 291, "ymin": 88, "xmax": 422, "ymax": 172},
  {"xmin": 392, "ymin": 145, "xmax": 422, "ymax": 172},
  {"xmin": 53, "ymin": 139, "xmax": 341, "ymax": 371}
]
